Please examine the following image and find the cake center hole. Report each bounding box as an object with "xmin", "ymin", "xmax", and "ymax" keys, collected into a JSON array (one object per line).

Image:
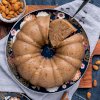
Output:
[{"xmin": 41, "ymin": 44, "xmax": 56, "ymax": 58}]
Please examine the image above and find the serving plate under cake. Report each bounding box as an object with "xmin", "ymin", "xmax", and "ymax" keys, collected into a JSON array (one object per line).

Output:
[{"xmin": 6, "ymin": 9, "xmax": 90, "ymax": 93}]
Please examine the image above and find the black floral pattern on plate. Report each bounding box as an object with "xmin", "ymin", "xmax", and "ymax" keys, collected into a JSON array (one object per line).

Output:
[{"xmin": 6, "ymin": 9, "xmax": 90, "ymax": 93}]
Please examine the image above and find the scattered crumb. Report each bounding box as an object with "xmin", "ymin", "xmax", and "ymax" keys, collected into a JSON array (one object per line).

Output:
[
  {"xmin": 93, "ymin": 80, "xmax": 97, "ymax": 87},
  {"xmin": 93, "ymin": 65, "xmax": 99, "ymax": 71},
  {"xmin": 86, "ymin": 92, "xmax": 91, "ymax": 100}
]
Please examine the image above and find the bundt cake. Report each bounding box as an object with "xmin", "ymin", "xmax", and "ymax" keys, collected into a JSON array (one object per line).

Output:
[
  {"xmin": 12, "ymin": 13, "xmax": 85, "ymax": 88},
  {"xmin": 49, "ymin": 19, "xmax": 77, "ymax": 47}
]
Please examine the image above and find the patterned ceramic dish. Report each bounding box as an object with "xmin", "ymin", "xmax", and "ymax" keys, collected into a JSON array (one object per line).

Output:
[
  {"xmin": 6, "ymin": 9, "xmax": 90, "ymax": 93},
  {"xmin": 0, "ymin": 92, "xmax": 30, "ymax": 100}
]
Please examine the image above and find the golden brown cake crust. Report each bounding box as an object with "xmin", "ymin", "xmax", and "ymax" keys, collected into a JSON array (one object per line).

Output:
[
  {"xmin": 57, "ymin": 42, "xmax": 84, "ymax": 60},
  {"xmin": 12, "ymin": 16, "xmax": 85, "ymax": 88},
  {"xmin": 49, "ymin": 19, "xmax": 77, "ymax": 47},
  {"xmin": 21, "ymin": 20, "xmax": 44, "ymax": 46},
  {"xmin": 36, "ymin": 16, "xmax": 50, "ymax": 44},
  {"xmin": 12, "ymin": 40, "xmax": 40, "ymax": 56}
]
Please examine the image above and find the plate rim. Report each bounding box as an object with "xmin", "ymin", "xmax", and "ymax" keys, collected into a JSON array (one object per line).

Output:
[{"xmin": 6, "ymin": 8, "xmax": 90, "ymax": 93}]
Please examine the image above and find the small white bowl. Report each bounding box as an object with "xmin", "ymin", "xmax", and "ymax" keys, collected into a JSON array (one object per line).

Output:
[{"xmin": 0, "ymin": 0, "xmax": 26, "ymax": 23}]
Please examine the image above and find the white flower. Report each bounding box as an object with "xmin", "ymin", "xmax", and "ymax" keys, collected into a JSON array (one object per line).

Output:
[
  {"xmin": 36, "ymin": 11, "xmax": 49, "ymax": 17},
  {"xmin": 10, "ymin": 29, "xmax": 17, "ymax": 36},
  {"xmin": 81, "ymin": 63, "xmax": 85, "ymax": 69},
  {"xmin": 12, "ymin": 30, "xmax": 20, "ymax": 43},
  {"xmin": 62, "ymin": 84, "xmax": 66, "ymax": 89},
  {"xmin": 57, "ymin": 13, "xmax": 65, "ymax": 19}
]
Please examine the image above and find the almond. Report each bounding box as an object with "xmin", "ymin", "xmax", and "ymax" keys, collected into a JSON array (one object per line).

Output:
[
  {"xmin": 87, "ymin": 92, "xmax": 91, "ymax": 100},
  {"xmin": 2, "ymin": 12, "xmax": 6, "ymax": 18},
  {"xmin": 13, "ymin": 12, "xmax": 18, "ymax": 17},
  {"xmin": 6, "ymin": 16, "xmax": 11, "ymax": 20},
  {"xmin": 2, "ymin": 0, "xmax": 8, "ymax": 5},
  {"xmin": 8, "ymin": 14, "xmax": 14, "ymax": 18},
  {"xmin": 93, "ymin": 65, "xmax": 99, "ymax": 71},
  {"xmin": 14, "ymin": 3, "xmax": 20, "ymax": 11},
  {"xmin": 1, "ymin": 5, "xmax": 6, "ymax": 12},
  {"xmin": 9, "ymin": 11, "xmax": 14, "ymax": 15},
  {"xmin": 0, "ymin": 0, "xmax": 23, "ymax": 20},
  {"xmin": 95, "ymin": 60, "xmax": 100, "ymax": 65},
  {"xmin": 11, "ymin": 0, "xmax": 17, "ymax": 4},
  {"xmin": 18, "ymin": 8, "xmax": 23, "ymax": 13},
  {"xmin": 93, "ymin": 80, "xmax": 97, "ymax": 87},
  {"xmin": 5, "ymin": 8, "xmax": 9, "ymax": 14},
  {"xmin": 20, "ymin": 1, "xmax": 24, "ymax": 8},
  {"xmin": 8, "ymin": 4, "xmax": 12, "ymax": 11}
]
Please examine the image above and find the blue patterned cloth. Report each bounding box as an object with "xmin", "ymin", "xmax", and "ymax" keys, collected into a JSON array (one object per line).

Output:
[{"xmin": 26, "ymin": 0, "xmax": 100, "ymax": 7}]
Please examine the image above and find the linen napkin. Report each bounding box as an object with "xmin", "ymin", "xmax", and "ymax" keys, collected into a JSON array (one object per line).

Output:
[{"xmin": 0, "ymin": 0, "xmax": 100, "ymax": 100}]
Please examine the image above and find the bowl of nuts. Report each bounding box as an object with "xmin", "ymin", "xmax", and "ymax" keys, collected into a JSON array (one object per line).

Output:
[{"xmin": 0, "ymin": 0, "xmax": 26, "ymax": 23}]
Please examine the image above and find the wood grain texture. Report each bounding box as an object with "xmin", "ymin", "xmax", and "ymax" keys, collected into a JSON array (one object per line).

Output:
[{"xmin": 25, "ymin": 5, "xmax": 56, "ymax": 14}]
